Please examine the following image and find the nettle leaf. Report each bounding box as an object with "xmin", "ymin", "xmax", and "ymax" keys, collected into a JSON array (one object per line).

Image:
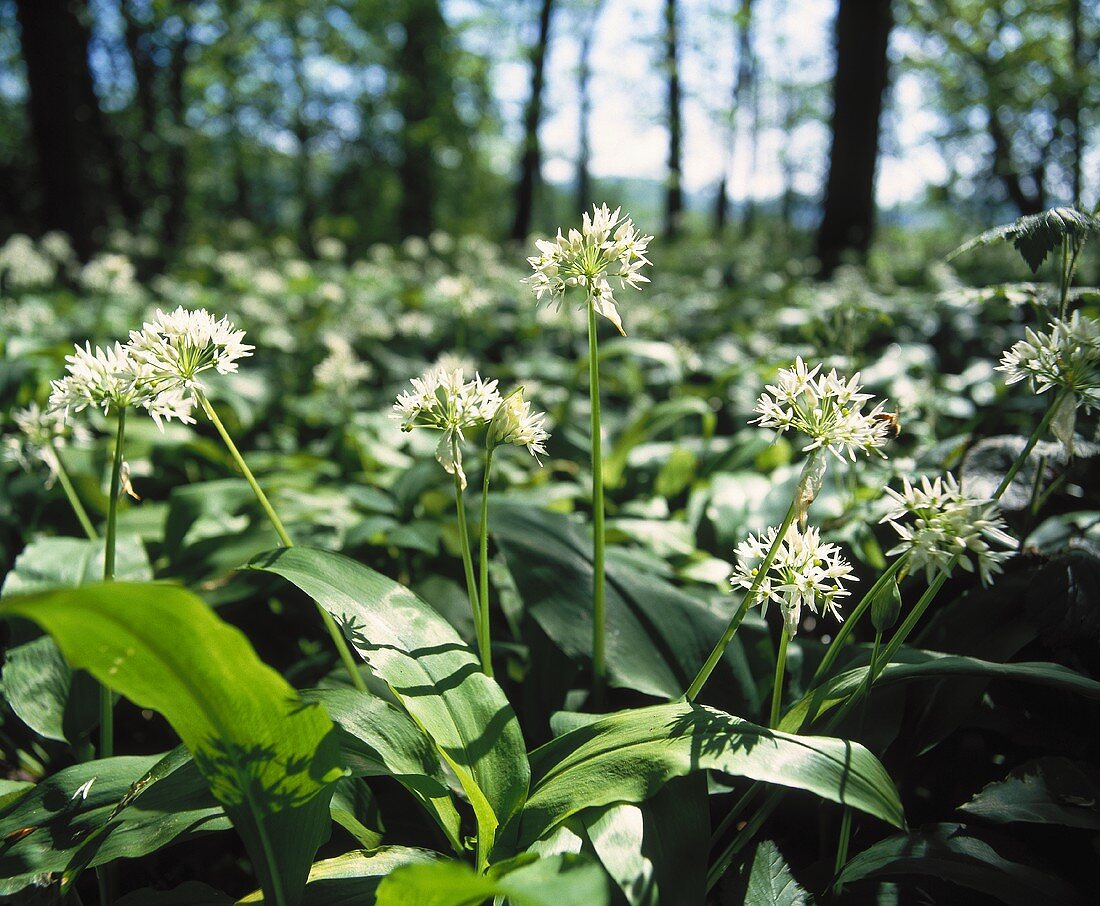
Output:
[
  {"xmin": 744, "ymin": 840, "xmax": 809, "ymax": 906},
  {"xmin": 248, "ymin": 547, "xmax": 529, "ymax": 860},
  {"xmin": 960, "ymin": 757, "xmax": 1100, "ymax": 830},
  {"xmin": 374, "ymin": 853, "xmax": 610, "ymax": 906},
  {"xmin": 511, "ymin": 703, "xmax": 903, "ymax": 853},
  {"xmin": 0, "ymin": 584, "xmax": 344, "ymax": 906},
  {"xmin": 1, "ymin": 535, "xmax": 151, "ymax": 745},
  {"xmin": 0, "ymin": 752, "xmax": 227, "ymax": 895},
  {"xmin": 949, "ymin": 207, "xmax": 1100, "ymax": 273},
  {"xmin": 837, "ymin": 823, "xmax": 1085, "ymax": 905}
]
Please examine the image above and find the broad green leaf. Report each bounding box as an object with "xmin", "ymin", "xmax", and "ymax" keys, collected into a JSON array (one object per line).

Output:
[
  {"xmin": 1, "ymin": 535, "xmax": 151, "ymax": 743},
  {"xmin": 512, "ymin": 703, "xmax": 903, "ymax": 851},
  {"xmin": 604, "ymin": 397, "xmax": 715, "ymax": 489},
  {"xmin": 492, "ymin": 503, "xmax": 745, "ymax": 702},
  {"xmin": 959, "ymin": 757, "xmax": 1100, "ymax": 830},
  {"xmin": 0, "ymin": 584, "xmax": 344, "ymax": 906},
  {"xmin": 115, "ymin": 882, "xmax": 234, "ymax": 905},
  {"xmin": 0, "ymin": 754, "xmax": 228, "ymax": 895},
  {"xmin": 782, "ymin": 650, "xmax": 1100, "ymax": 733},
  {"xmin": 581, "ymin": 774, "xmax": 708, "ymax": 906},
  {"xmin": 744, "ymin": 840, "xmax": 808, "ymax": 906},
  {"xmin": 837, "ymin": 823, "xmax": 1085, "ymax": 905},
  {"xmin": 305, "ymin": 687, "xmax": 462, "ymax": 852},
  {"xmin": 248, "ymin": 547, "xmax": 529, "ymax": 859},
  {"xmin": 239, "ymin": 847, "xmax": 442, "ymax": 904},
  {"xmin": 330, "ymin": 777, "xmax": 385, "ymax": 848},
  {"xmin": 375, "ymin": 853, "xmax": 610, "ymax": 906}
]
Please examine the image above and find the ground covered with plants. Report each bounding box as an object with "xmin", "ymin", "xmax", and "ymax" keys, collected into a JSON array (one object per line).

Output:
[{"xmin": 1, "ymin": 207, "xmax": 1099, "ymax": 905}]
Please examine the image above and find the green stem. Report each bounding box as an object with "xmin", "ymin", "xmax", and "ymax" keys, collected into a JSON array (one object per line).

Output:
[
  {"xmin": 454, "ymin": 466, "xmax": 488, "ymax": 673},
  {"xmin": 832, "ymin": 628, "xmax": 882, "ymax": 896},
  {"xmin": 807, "ymin": 556, "xmax": 905, "ymax": 691},
  {"xmin": 199, "ymin": 392, "xmax": 367, "ymax": 693},
  {"xmin": 769, "ymin": 630, "xmax": 790, "ymax": 728},
  {"xmin": 685, "ymin": 450, "xmax": 815, "ymax": 702},
  {"xmin": 98, "ymin": 410, "xmax": 126, "ymax": 906},
  {"xmin": 477, "ymin": 449, "xmax": 495, "ymax": 677},
  {"xmin": 993, "ymin": 390, "xmax": 1064, "ymax": 500},
  {"xmin": 588, "ymin": 299, "xmax": 607, "ymax": 700},
  {"xmin": 51, "ymin": 445, "xmax": 97, "ymax": 541}
]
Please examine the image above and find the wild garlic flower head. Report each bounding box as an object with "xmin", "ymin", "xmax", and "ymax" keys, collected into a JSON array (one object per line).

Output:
[
  {"xmin": 3, "ymin": 403, "xmax": 90, "ymax": 483},
  {"xmin": 731, "ymin": 525, "xmax": 856, "ymax": 638},
  {"xmin": 751, "ymin": 357, "xmax": 891, "ymax": 461},
  {"xmin": 48, "ymin": 342, "xmax": 196, "ymax": 430},
  {"xmin": 488, "ymin": 387, "xmax": 550, "ymax": 462},
  {"xmin": 998, "ymin": 312, "xmax": 1100, "ymax": 408},
  {"xmin": 314, "ymin": 334, "xmax": 373, "ymax": 395},
  {"xmin": 127, "ymin": 307, "xmax": 254, "ymax": 399},
  {"xmin": 392, "ymin": 367, "xmax": 502, "ymax": 488},
  {"xmin": 881, "ymin": 473, "xmax": 1016, "ymax": 587},
  {"xmin": 525, "ymin": 203, "xmax": 653, "ymax": 336}
]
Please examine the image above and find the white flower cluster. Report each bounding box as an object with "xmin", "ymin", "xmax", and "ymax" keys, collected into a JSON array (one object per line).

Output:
[
  {"xmin": 752, "ymin": 357, "xmax": 891, "ymax": 461},
  {"xmin": 881, "ymin": 473, "xmax": 1016, "ymax": 586},
  {"xmin": 127, "ymin": 306, "xmax": 254, "ymax": 399},
  {"xmin": 0, "ymin": 235, "xmax": 55, "ymax": 289},
  {"xmin": 731, "ymin": 525, "xmax": 856, "ymax": 638},
  {"xmin": 48, "ymin": 307, "xmax": 251, "ymax": 431},
  {"xmin": 999, "ymin": 311, "xmax": 1100, "ymax": 409},
  {"xmin": 48, "ymin": 342, "xmax": 195, "ymax": 429},
  {"xmin": 488, "ymin": 387, "xmax": 550, "ymax": 462},
  {"xmin": 3, "ymin": 403, "xmax": 90, "ymax": 483},
  {"xmin": 314, "ymin": 334, "xmax": 374, "ymax": 395},
  {"xmin": 393, "ymin": 367, "xmax": 551, "ymax": 486},
  {"xmin": 525, "ymin": 203, "xmax": 652, "ymax": 336}
]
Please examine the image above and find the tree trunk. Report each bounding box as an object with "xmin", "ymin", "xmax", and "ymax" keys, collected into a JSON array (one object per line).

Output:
[
  {"xmin": 511, "ymin": 0, "xmax": 555, "ymax": 241},
  {"xmin": 162, "ymin": 17, "xmax": 190, "ymax": 252},
  {"xmin": 814, "ymin": 0, "xmax": 894, "ymax": 277},
  {"xmin": 715, "ymin": 0, "xmax": 755, "ymax": 234},
  {"xmin": 1068, "ymin": 0, "xmax": 1083, "ymax": 205},
  {"xmin": 396, "ymin": 0, "xmax": 450, "ymax": 238},
  {"xmin": 14, "ymin": 0, "xmax": 106, "ymax": 256},
  {"xmin": 574, "ymin": 3, "xmax": 601, "ymax": 214},
  {"xmin": 664, "ymin": 0, "xmax": 683, "ymax": 239},
  {"xmin": 120, "ymin": 0, "xmax": 158, "ymax": 201}
]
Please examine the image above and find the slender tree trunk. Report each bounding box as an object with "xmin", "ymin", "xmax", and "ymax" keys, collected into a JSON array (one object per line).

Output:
[
  {"xmin": 396, "ymin": 0, "xmax": 449, "ymax": 238},
  {"xmin": 120, "ymin": 0, "xmax": 158, "ymax": 200},
  {"xmin": 714, "ymin": 0, "xmax": 755, "ymax": 234},
  {"xmin": 575, "ymin": 3, "xmax": 601, "ymax": 214},
  {"xmin": 814, "ymin": 0, "xmax": 894, "ymax": 277},
  {"xmin": 664, "ymin": 0, "xmax": 683, "ymax": 239},
  {"xmin": 511, "ymin": 0, "xmax": 555, "ymax": 241},
  {"xmin": 779, "ymin": 80, "xmax": 797, "ymax": 231},
  {"xmin": 14, "ymin": 0, "xmax": 105, "ymax": 256},
  {"xmin": 1068, "ymin": 0, "xmax": 1083, "ymax": 205},
  {"xmin": 288, "ymin": 15, "xmax": 315, "ymax": 255},
  {"xmin": 741, "ymin": 61, "xmax": 761, "ymax": 236},
  {"xmin": 162, "ymin": 19, "xmax": 190, "ymax": 252}
]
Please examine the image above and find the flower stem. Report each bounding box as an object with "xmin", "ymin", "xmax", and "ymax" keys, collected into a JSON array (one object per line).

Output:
[
  {"xmin": 588, "ymin": 299, "xmax": 607, "ymax": 701},
  {"xmin": 993, "ymin": 390, "xmax": 1064, "ymax": 500},
  {"xmin": 455, "ymin": 467, "xmax": 488, "ymax": 674},
  {"xmin": 806, "ymin": 556, "xmax": 905, "ymax": 692},
  {"xmin": 477, "ymin": 449, "xmax": 495, "ymax": 678},
  {"xmin": 685, "ymin": 452, "xmax": 820, "ymax": 702},
  {"xmin": 769, "ymin": 630, "xmax": 790, "ymax": 728},
  {"xmin": 98, "ymin": 409, "xmax": 125, "ymax": 906},
  {"xmin": 198, "ymin": 392, "xmax": 367, "ymax": 693},
  {"xmin": 51, "ymin": 445, "xmax": 97, "ymax": 541}
]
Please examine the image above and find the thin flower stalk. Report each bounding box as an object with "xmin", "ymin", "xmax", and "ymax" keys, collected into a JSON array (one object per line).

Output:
[
  {"xmin": 478, "ymin": 448, "xmax": 495, "ymax": 678},
  {"xmin": 588, "ymin": 300, "xmax": 608, "ymax": 698},
  {"xmin": 49, "ymin": 444, "xmax": 97, "ymax": 541},
  {"xmin": 100, "ymin": 409, "xmax": 126, "ymax": 763},
  {"xmin": 769, "ymin": 632, "xmax": 790, "ymax": 729},
  {"xmin": 198, "ymin": 391, "xmax": 367, "ymax": 693},
  {"xmin": 454, "ymin": 459, "xmax": 488, "ymax": 674}
]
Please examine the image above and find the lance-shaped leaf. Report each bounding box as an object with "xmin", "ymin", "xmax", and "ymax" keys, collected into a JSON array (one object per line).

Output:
[
  {"xmin": 375, "ymin": 853, "xmax": 610, "ymax": 906},
  {"xmin": 305, "ymin": 687, "xmax": 463, "ymax": 852},
  {"xmin": 959, "ymin": 757, "xmax": 1100, "ymax": 830},
  {"xmin": 0, "ymin": 754, "xmax": 227, "ymax": 896},
  {"xmin": 511, "ymin": 703, "xmax": 903, "ymax": 851},
  {"xmin": 248, "ymin": 547, "xmax": 529, "ymax": 860},
  {"xmin": 837, "ymin": 823, "xmax": 1085, "ymax": 905},
  {"xmin": 0, "ymin": 584, "xmax": 344, "ymax": 906},
  {"xmin": 781, "ymin": 650, "xmax": 1100, "ymax": 733}
]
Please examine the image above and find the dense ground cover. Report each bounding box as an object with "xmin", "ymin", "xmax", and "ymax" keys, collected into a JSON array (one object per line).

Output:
[{"xmin": 1, "ymin": 209, "xmax": 1099, "ymax": 904}]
